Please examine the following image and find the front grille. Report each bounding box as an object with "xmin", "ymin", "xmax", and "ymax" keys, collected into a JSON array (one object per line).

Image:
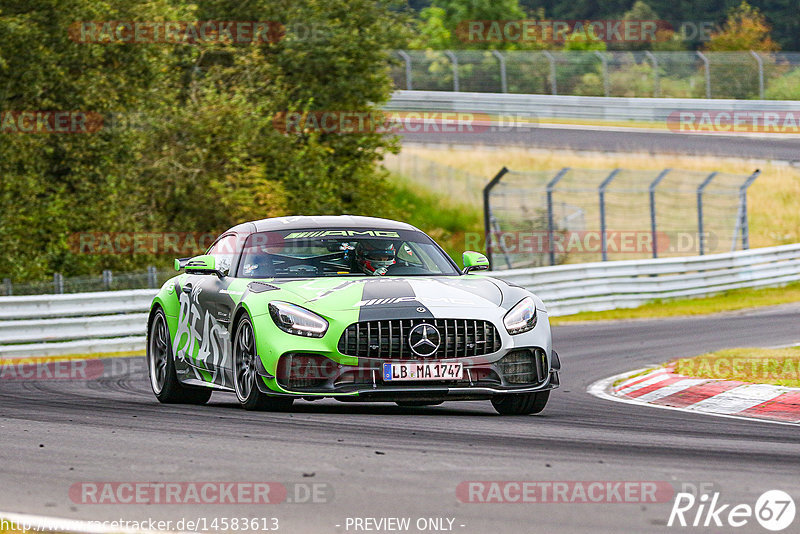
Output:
[
  {"xmin": 338, "ymin": 319, "xmax": 501, "ymax": 359},
  {"xmin": 497, "ymin": 348, "xmax": 547, "ymax": 385}
]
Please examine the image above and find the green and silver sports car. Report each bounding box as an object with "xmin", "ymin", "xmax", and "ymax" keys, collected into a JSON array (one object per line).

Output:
[{"xmin": 146, "ymin": 216, "xmax": 560, "ymax": 415}]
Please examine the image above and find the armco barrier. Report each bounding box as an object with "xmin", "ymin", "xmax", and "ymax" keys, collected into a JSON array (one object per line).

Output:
[
  {"xmin": 386, "ymin": 90, "xmax": 800, "ymax": 124},
  {"xmin": 1, "ymin": 244, "xmax": 798, "ymax": 357}
]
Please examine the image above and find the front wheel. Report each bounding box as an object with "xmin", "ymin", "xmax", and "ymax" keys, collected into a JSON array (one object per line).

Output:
[
  {"xmin": 233, "ymin": 315, "xmax": 294, "ymax": 412},
  {"xmin": 491, "ymin": 390, "xmax": 549, "ymax": 415},
  {"xmin": 147, "ymin": 308, "xmax": 211, "ymax": 405}
]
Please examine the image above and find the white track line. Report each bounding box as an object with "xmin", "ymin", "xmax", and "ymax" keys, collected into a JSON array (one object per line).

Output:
[{"xmin": 588, "ymin": 368, "xmax": 800, "ymax": 427}]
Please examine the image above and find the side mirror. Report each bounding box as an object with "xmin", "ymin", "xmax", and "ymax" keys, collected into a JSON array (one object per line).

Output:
[
  {"xmin": 182, "ymin": 255, "xmax": 226, "ymax": 278},
  {"xmin": 462, "ymin": 251, "xmax": 489, "ymax": 274}
]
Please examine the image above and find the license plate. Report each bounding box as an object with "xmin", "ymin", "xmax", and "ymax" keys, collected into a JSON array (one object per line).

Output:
[{"xmin": 382, "ymin": 362, "xmax": 463, "ymax": 381}]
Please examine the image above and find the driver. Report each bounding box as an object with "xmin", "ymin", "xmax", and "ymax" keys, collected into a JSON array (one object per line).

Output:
[{"xmin": 355, "ymin": 240, "xmax": 396, "ymax": 276}]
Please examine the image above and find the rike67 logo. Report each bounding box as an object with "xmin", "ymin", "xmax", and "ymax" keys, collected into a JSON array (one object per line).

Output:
[{"xmin": 668, "ymin": 490, "xmax": 795, "ymax": 531}]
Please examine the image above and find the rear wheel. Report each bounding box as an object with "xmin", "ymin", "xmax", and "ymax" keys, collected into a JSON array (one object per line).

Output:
[
  {"xmin": 147, "ymin": 308, "xmax": 212, "ymax": 405},
  {"xmin": 233, "ymin": 315, "xmax": 294, "ymax": 412},
  {"xmin": 491, "ymin": 391, "xmax": 549, "ymax": 415}
]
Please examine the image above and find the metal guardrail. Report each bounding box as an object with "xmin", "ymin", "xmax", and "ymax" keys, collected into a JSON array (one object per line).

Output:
[
  {"xmin": 390, "ymin": 50, "xmax": 800, "ymax": 100},
  {"xmin": 387, "ymin": 90, "xmax": 800, "ymax": 123},
  {"xmin": 501, "ymin": 243, "xmax": 800, "ymax": 316},
  {"xmin": 1, "ymin": 244, "xmax": 798, "ymax": 357}
]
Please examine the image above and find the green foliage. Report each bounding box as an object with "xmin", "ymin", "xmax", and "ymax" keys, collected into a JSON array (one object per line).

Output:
[
  {"xmin": 0, "ymin": 0, "xmax": 410, "ymax": 282},
  {"xmin": 382, "ymin": 177, "xmax": 483, "ymax": 268},
  {"xmin": 411, "ymin": 0, "xmax": 544, "ymax": 50},
  {"xmin": 702, "ymin": 3, "xmax": 778, "ymax": 98},
  {"xmin": 765, "ymin": 68, "xmax": 800, "ymax": 100},
  {"xmin": 705, "ymin": 1, "xmax": 778, "ymax": 52}
]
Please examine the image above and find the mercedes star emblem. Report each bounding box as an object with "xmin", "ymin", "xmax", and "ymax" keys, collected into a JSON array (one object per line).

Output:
[{"xmin": 408, "ymin": 323, "xmax": 441, "ymax": 357}]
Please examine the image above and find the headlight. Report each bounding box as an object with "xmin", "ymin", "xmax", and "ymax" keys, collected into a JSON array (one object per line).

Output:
[
  {"xmin": 503, "ymin": 296, "xmax": 537, "ymax": 335},
  {"xmin": 268, "ymin": 301, "xmax": 328, "ymax": 338}
]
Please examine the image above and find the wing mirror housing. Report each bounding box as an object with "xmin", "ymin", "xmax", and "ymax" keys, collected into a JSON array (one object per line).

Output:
[
  {"xmin": 179, "ymin": 255, "xmax": 227, "ymax": 278},
  {"xmin": 462, "ymin": 251, "xmax": 490, "ymax": 274}
]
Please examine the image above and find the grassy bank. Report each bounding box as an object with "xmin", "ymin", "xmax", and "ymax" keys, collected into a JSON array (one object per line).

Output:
[
  {"xmin": 673, "ymin": 346, "xmax": 800, "ymax": 388},
  {"xmin": 550, "ymin": 281, "xmax": 800, "ymax": 324},
  {"xmin": 387, "ymin": 176, "xmax": 483, "ymax": 268},
  {"xmin": 403, "ymin": 146, "xmax": 800, "ymax": 251}
]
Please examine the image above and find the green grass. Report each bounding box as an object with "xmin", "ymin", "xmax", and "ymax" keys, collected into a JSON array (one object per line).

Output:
[
  {"xmin": 550, "ymin": 281, "xmax": 800, "ymax": 324},
  {"xmin": 673, "ymin": 347, "xmax": 800, "ymax": 387},
  {"xmin": 387, "ymin": 176, "xmax": 483, "ymax": 269}
]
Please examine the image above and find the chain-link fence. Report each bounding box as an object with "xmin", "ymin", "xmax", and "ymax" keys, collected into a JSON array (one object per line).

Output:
[
  {"xmin": 486, "ymin": 167, "xmax": 759, "ymax": 269},
  {"xmin": 1, "ymin": 267, "xmax": 175, "ymax": 296},
  {"xmin": 391, "ymin": 50, "xmax": 800, "ymax": 100}
]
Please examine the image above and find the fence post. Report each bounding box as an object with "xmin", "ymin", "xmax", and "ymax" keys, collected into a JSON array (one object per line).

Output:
[
  {"xmin": 492, "ymin": 50, "xmax": 508, "ymax": 93},
  {"xmin": 147, "ymin": 265, "xmax": 158, "ymax": 288},
  {"xmin": 599, "ymin": 169, "xmax": 621, "ymax": 261},
  {"xmin": 697, "ymin": 171, "xmax": 718, "ymax": 255},
  {"xmin": 696, "ymin": 51, "xmax": 711, "ymax": 99},
  {"xmin": 102, "ymin": 269, "xmax": 113, "ymax": 290},
  {"xmin": 750, "ymin": 51, "xmax": 764, "ymax": 100},
  {"xmin": 483, "ymin": 167, "xmax": 510, "ymax": 269},
  {"xmin": 739, "ymin": 169, "xmax": 761, "ymax": 250},
  {"xmin": 542, "ymin": 51, "xmax": 557, "ymax": 95},
  {"xmin": 594, "ymin": 51, "xmax": 609, "ymax": 97},
  {"xmin": 397, "ymin": 50, "xmax": 413, "ymax": 91},
  {"xmin": 2, "ymin": 278, "xmax": 11, "ymax": 296},
  {"xmin": 546, "ymin": 168, "xmax": 570, "ymax": 266},
  {"xmin": 53, "ymin": 273, "xmax": 64, "ymax": 294},
  {"xmin": 645, "ymin": 51, "xmax": 659, "ymax": 97},
  {"xmin": 444, "ymin": 50, "xmax": 459, "ymax": 92},
  {"xmin": 649, "ymin": 169, "xmax": 671, "ymax": 258}
]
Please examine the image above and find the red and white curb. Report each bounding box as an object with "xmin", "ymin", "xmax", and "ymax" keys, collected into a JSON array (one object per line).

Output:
[{"xmin": 589, "ymin": 365, "xmax": 800, "ymax": 425}]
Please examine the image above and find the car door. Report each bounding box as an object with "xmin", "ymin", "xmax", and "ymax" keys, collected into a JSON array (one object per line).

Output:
[{"xmin": 174, "ymin": 233, "xmax": 241, "ymax": 387}]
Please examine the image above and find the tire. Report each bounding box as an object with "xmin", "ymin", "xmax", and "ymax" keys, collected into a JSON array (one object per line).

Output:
[
  {"xmin": 491, "ymin": 390, "xmax": 549, "ymax": 415},
  {"xmin": 147, "ymin": 308, "xmax": 212, "ymax": 405},
  {"xmin": 395, "ymin": 401, "xmax": 444, "ymax": 407},
  {"xmin": 233, "ymin": 314, "xmax": 294, "ymax": 412}
]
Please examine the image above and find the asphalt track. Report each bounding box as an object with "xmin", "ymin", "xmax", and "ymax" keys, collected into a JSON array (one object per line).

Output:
[
  {"xmin": 1, "ymin": 304, "xmax": 799, "ymax": 533},
  {"xmin": 401, "ymin": 125, "xmax": 800, "ymax": 161}
]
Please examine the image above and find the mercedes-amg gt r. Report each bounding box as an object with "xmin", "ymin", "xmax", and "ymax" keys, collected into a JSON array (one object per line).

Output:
[{"xmin": 147, "ymin": 215, "xmax": 560, "ymax": 415}]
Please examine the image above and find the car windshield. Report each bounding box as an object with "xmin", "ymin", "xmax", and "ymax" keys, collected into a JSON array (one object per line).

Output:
[{"xmin": 237, "ymin": 228, "xmax": 460, "ymax": 278}]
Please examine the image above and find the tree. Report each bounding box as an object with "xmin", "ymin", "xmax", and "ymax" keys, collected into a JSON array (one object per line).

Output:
[
  {"xmin": 703, "ymin": 2, "xmax": 778, "ymax": 99},
  {"xmin": 0, "ymin": 0, "xmax": 410, "ymax": 282},
  {"xmin": 704, "ymin": 1, "xmax": 778, "ymax": 51},
  {"xmin": 411, "ymin": 0, "xmax": 543, "ymax": 50}
]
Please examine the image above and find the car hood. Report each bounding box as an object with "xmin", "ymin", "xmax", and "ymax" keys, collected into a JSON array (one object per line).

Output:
[{"xmin": 266, "ymin": 276, "xmax": 507, "ymax": 319}]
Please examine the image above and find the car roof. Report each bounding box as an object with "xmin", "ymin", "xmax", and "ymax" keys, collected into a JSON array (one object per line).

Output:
[{"xmin": 224, "ymin": 215, "xmax": 421, "ymax": 235}]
